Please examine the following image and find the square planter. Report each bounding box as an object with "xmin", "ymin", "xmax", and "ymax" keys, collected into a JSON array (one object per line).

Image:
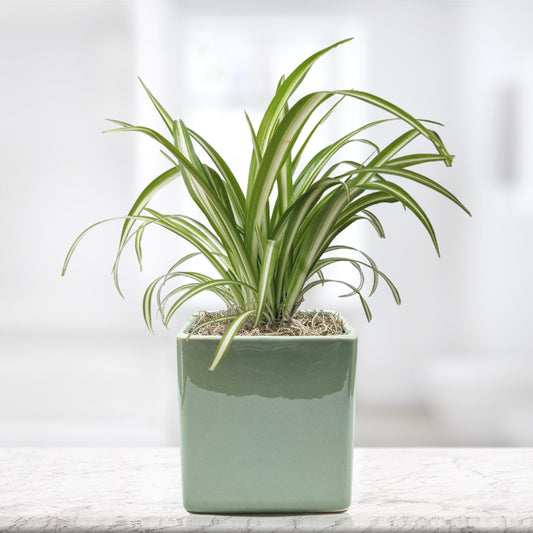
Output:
[{"xmin": 177, "ymin": 313, "xmax": 357, "ymax": 513}]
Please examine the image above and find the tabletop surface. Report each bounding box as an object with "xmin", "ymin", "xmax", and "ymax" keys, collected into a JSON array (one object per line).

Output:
[{"xmin": 0, "ymin": 447, "xmax": 532, "ymax": 532}]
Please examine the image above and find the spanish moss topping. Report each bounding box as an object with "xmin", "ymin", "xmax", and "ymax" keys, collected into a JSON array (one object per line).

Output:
[{"xmin": 189, "ymin": 310, "xmax": 346, "ymax": 337}]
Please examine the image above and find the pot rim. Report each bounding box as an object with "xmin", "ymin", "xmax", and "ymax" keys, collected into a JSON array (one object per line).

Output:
[{"xmin": 177, "ymin": 310, "xmax": 357, "ymax": 341}]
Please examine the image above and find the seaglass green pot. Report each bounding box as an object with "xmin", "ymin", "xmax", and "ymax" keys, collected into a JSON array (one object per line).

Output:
[{"xmin": 177, "ymin": 314, "xmax": 357, "ymax": 514}]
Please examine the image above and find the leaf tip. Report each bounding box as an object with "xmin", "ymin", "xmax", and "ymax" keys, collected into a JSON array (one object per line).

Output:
[
  {"xmin": 334, "ymin": 37, "xmax": 354, "ymax": 47},
  {"xmin": 138, "ymin": 76, "xmax": 148, "ymax": 90},
  {"xmin": 208, "ymin": 353, "xmax": 222, "ymax": 371}
]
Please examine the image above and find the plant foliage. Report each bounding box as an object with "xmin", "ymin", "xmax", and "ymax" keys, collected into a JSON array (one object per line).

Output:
[{"xmin": 63, "ymin": 38, "xmax": 470, "ymax": 370}]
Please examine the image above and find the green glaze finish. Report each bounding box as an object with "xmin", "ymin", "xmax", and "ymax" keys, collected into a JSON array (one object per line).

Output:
[{"xmin": 177, "ymin": 314, "xmax": 357, "ymax": 514}]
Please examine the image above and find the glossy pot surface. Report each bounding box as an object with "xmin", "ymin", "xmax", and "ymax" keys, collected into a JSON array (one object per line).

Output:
[{"xmin": 177, "ymin": 314, "xmax": 357, "ymax": 513}]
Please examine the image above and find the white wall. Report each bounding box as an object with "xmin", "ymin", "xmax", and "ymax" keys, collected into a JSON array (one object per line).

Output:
[
  {"xmin": 1, "ymin": 0, "xmax": 532, "ymax": 446},
  {"xmin": 0, "ymin": 0, "xmax": 140, "ymax": 331}
]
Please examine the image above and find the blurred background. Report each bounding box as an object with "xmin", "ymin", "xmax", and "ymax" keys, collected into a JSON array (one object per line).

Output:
[{"xmin": 1, "ymin": 0, "xmax": 532, "ymax": 446}]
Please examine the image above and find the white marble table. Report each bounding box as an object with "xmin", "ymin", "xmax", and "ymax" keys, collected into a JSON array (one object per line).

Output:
[{"xmin": 0, "ymin": 448, "xmax": 532, "ymax": 532}]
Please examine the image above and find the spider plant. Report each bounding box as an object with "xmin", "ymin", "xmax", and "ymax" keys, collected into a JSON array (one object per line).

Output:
[{"xmin": 62, "ymin": 38, "xmax": 470, "ymax": 370}]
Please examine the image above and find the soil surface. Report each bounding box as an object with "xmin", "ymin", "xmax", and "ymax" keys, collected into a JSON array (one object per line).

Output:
[{"xmin": 189, "ymin": 310, "xmax": 346, "ymax": 336}]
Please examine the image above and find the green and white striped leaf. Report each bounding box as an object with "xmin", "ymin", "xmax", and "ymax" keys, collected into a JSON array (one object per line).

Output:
[
  {"xmin": 188, "ymin": 127, "xmax": 246, "ymax": 223},
  {"xmin": 187, "ymin": 313, "xmax": 242, "ymax": 338},
  {"xmin": 138, "ymin": 78, "xmax": 174, "ymax": 134},
  {"xmin": 62, "ymin": 215, "xmax": 152, "ymax": 278},
  {"xmin": 209, "ymin": 310, "xmax": 256, "ymax": 371},
  {"xmin": 357, "ymin": 179, "xmax": 440, "ymax": 255},
  {"xmin": 246, "ymin": 92, "xmax": 332, "ymax": 258},
  {"xmin": 248, "ymin": 38, "xmax": 352, "ymax": 195},
  {"xmin": 142, "ymin": 253, "xmax": 203, "ymax": 331},
  {"xmin": 254, "ymin": 239, "xmax": 280, "ymax": 326},
  {"xmin": 164, "ymin": 279, "xmax": 256, "ymax": 327},
  {"xmin": 367, "ymin": 166, "xmax": 471, "ymax": 215}
]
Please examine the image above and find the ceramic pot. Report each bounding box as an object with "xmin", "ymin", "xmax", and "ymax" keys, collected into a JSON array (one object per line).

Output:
[{"xmin": 177, "ymin": 313, "xmax": 357, "ymax": 513}]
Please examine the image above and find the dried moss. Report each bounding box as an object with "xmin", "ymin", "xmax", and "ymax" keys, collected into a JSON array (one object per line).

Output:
[{"xmin": 189, "ymin": 310, "xmax": 346, "ymax": 337}]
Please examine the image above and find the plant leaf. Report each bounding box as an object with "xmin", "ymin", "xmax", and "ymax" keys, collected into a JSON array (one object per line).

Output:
[
  {"xmin": 187, "ymin": 313, "xmax": 242, "ymax": 338},
  {"xmin": 248, "ymin": 38, "xmax": 352, "ymax": 196},
  {"xmin": 357, "ymin": 179, "xmax": 440, "ymax": 255},
  {"xmin": 209, "ymin": 310, "xmax": 256, "ymax": 371},
  {"xmin": 246, "ymin": 92, "xmax": 332, "ymax": 258},
  {"xmin": 164, "ymin": 280, "xmax": 256, "ymax": 327},
  {"xmin": 367, "ymin": 166, "xmax": 471, "ymax": 216},
  {"xmin": 138, "ymin": 78, "xmax": 174, "ymax": 134},
  {"xmin": 254, "ymin": 239, "xmax": 280, "ymax": 327},
  {"xmin": 188, "ymin": 127, "xmax": 246, "ymax": 224}
]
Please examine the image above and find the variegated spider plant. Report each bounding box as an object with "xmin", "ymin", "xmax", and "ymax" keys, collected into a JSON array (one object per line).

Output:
[{"xmin": 63, "ymin": 38, "xmax": 470, "ymax": 370}]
